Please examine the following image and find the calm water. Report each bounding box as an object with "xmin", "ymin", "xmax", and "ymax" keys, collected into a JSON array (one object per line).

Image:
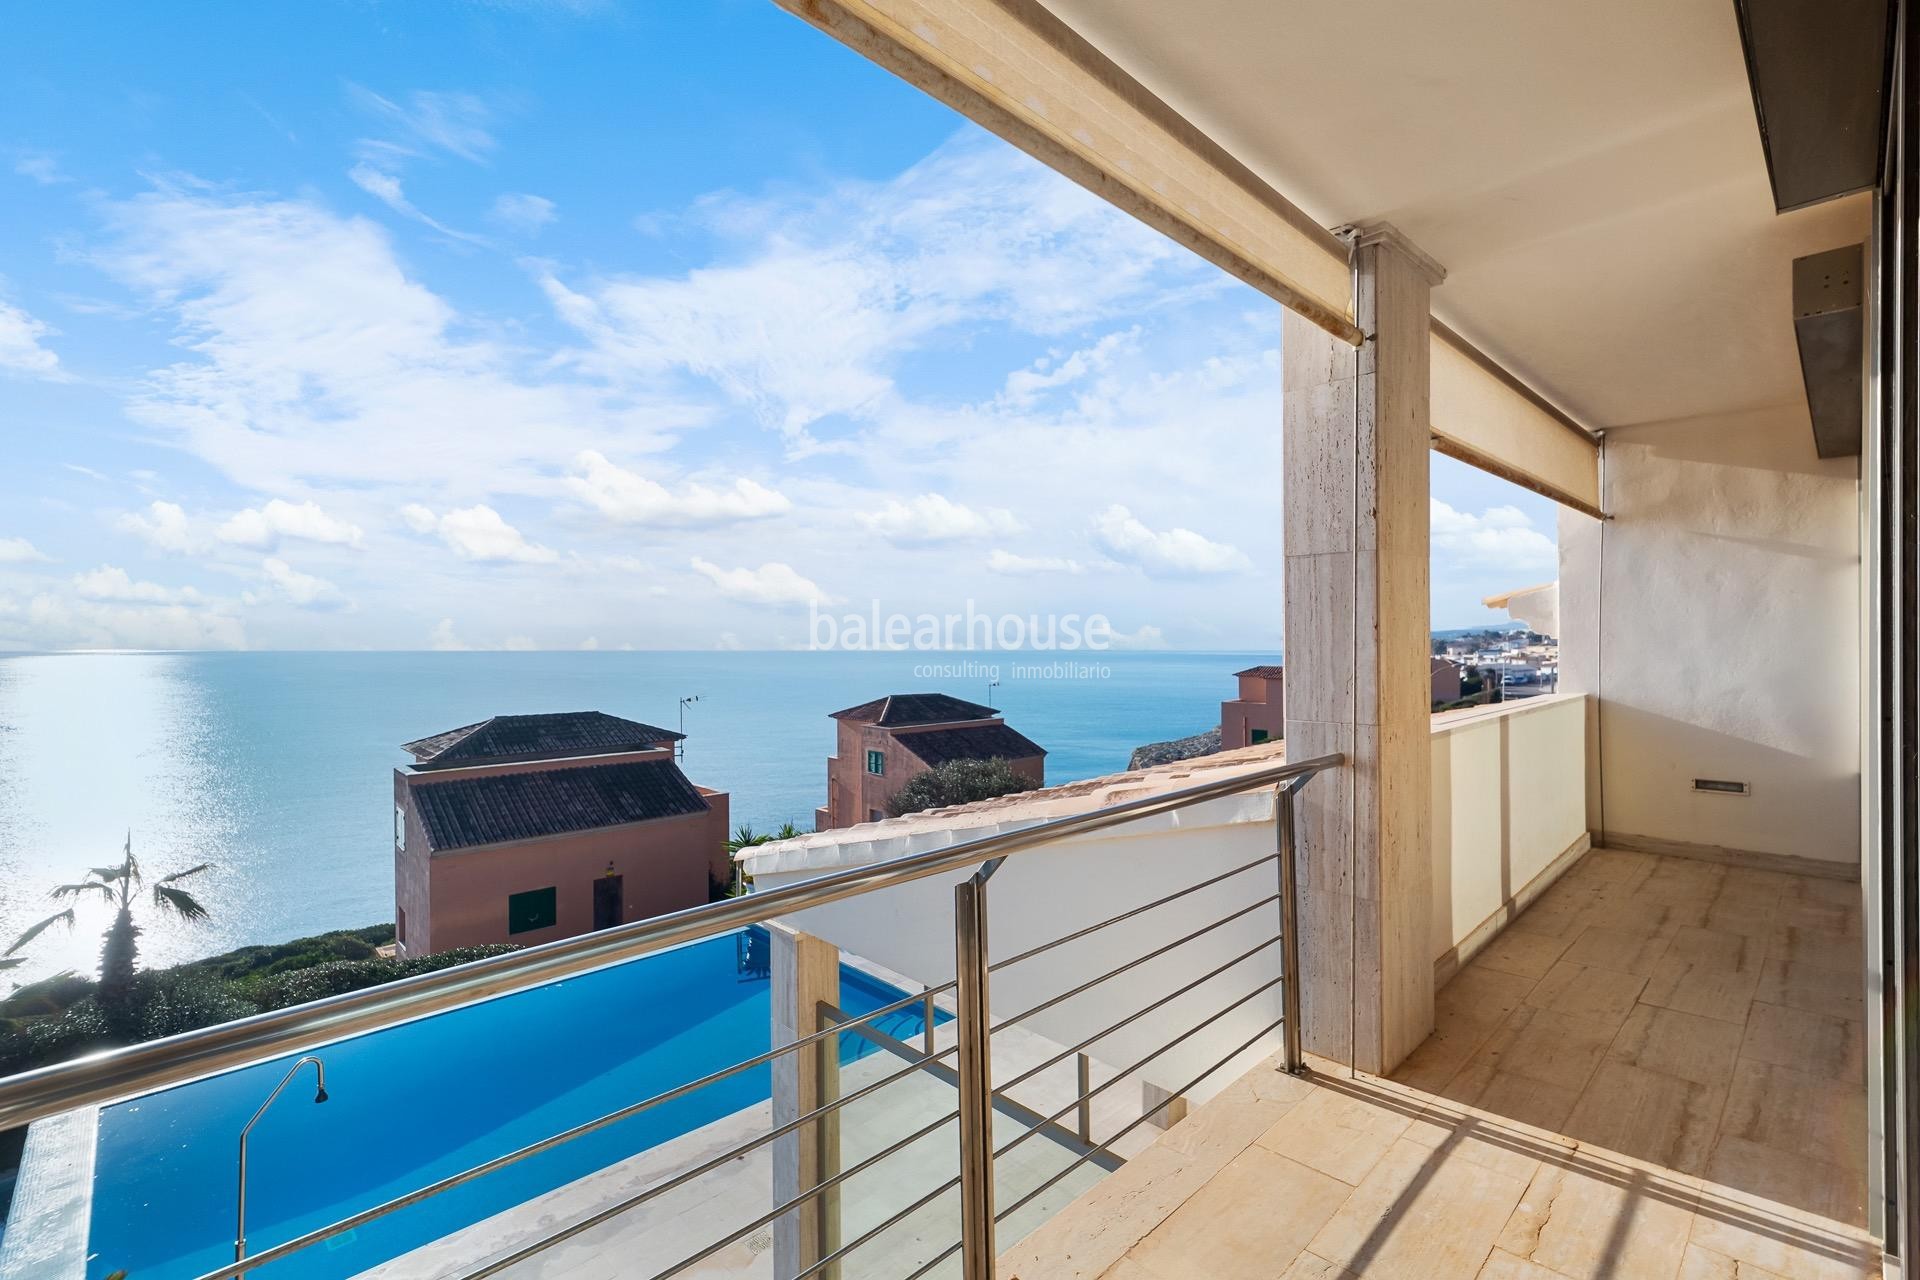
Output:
[
  {"xmin": 87, "ymin": 930, "xmax": 940, "ymax": 1280},
  {"xmin": 0, "ymin": 650, "xmax": 1259, "ymax": 980}
]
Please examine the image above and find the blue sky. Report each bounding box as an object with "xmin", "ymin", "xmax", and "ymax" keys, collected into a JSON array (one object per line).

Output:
[{"xmin": 0, "ymin": 1, "xmax": 1558, "ymax": 652}]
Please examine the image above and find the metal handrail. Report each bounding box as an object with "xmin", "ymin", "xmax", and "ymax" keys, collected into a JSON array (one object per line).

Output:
[{"xmin": 0, "ymin": 752, "xmax": 1340, "ymax": 1132}]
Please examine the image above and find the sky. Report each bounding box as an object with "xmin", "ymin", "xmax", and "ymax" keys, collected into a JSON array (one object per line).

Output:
[{"xmin": 0, "ymin": 1, "xmax": 1560, "ymax": 653}]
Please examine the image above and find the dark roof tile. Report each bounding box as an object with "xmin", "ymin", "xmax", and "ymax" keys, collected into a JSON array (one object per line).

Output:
[
  {"xmin": 898, "ymin": 722, "xmax": 1046, "ymax": 768},
  {"xmin": 403, "ymin": 711, "xmax": 681, "ymax": 765},
  {"xmin": 830, "ymin": 693, "xmax": 1000, "ymax": 726},
  {"xmin": 412, "ymin": 758, "xmax": 709, "ymax": 852}
]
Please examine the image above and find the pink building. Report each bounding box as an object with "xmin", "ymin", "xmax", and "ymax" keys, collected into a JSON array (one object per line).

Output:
[
  {"xmin": 1220, "ymin": 664, "xmax": 1286, "ymax": 749},
  {"xmin": 816, "ymin": 694, "xmax": 1045, "ymax": 829},
  {"xmin": 392, "ymin": 711, "xmax": 730, "ymax": 957}
]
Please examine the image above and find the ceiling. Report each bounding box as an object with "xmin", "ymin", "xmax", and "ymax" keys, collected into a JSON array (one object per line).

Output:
[{"xmin": 1040, "ymin": 0, "xmax": 1869, "ymax": 433}]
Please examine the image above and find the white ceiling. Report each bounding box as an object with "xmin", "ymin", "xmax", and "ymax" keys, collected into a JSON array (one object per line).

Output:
[{"xmin": 1041, "ymin": 0, "xmax": 1869, "ymax": 432}]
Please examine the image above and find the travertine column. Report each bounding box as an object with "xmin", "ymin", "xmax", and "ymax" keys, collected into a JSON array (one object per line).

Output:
[
  {"xmin": 1283, "ymin": 223, "xmax": 1442, "ymax": 1075},
  {"xmin": 770, "ymin": 922, "xmax": 841, "ymax": 1280}
]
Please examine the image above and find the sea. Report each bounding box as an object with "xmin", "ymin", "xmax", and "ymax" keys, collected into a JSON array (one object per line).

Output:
[{"xmin": 0, "ymin": 649, "xmax": 1267, "ymax": 983}]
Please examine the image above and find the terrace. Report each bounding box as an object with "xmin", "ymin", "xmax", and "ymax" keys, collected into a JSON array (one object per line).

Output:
[{"xmin": 0, "ymin": 2, "xmax": 1900, "ymax": 1279}]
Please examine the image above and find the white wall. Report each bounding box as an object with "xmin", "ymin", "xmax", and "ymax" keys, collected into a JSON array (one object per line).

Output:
[
  {"xmin": 754, "ymin": 794, "xmax": 1287, "ymax": 1106},
  {"xmin": 1559, "ymin": 401, "xmax": 1860, "ymax": 866},
  {"xmin": 753, "ymin": 697, "xmax": 1594, "ymax": 1106},
  {"xmin": 1430, "ymin": 695, "xmax": 1590, "ymax": 955}
]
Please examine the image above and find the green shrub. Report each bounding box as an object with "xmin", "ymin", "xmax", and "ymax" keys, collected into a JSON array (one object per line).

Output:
[
  {"xmin": 886, "ymin": 757, "xmax": 1040, "ymax": 818},
  {"xmin": 248, "ymin": 945, "xmax": 519, "ymax": 1012},
  {"xmin": 0, "ymin": 1000, "xmax": 117, "ymax": 1077},
  {"xmin": 0, "ymin": 927, "xmax": 503, "ymax": 1077},
  {"xmin": 127, "ymin": 970, "xmax": 257, "ymax": 1040},
  {"xmin": 0, "ymin": 972, "xmax": 97, "ymax": 1020}
]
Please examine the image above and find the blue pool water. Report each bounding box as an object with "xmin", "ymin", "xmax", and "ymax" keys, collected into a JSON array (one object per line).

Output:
[{"xmin": 82, "ymin": 930, "xmax": 942, "ymax": 1280}]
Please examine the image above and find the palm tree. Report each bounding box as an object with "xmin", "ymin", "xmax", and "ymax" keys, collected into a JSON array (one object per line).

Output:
[
  {"xmin": 2, "ymin": 834, "xmax": 213, "ymax": 1005},
  {"xmin": 724, "ymin": 821, "xmax": 804, "ymax": 853},
  {"xmin": 719, "ymin": 822, "xmax": 803, "ymax": 898}
]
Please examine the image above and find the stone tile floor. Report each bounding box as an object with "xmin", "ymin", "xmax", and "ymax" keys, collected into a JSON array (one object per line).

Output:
[{"xmin": 1002, "ymin": 849, "xmax": 1878, "ymax": 1280}]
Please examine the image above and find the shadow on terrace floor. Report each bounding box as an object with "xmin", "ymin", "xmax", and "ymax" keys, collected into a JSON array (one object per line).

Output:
[{"xmin": 1000, "ymin": 848, "xmax": 1877, "ymax": 1280}]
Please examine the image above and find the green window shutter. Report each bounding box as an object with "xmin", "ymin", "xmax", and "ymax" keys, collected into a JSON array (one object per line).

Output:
[{"xmin": 508, "ymin": 886, "xmax": 558, "ymax": 935}]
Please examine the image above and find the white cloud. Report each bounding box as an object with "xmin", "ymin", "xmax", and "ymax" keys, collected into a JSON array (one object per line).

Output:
[
  {"xmin": 13, "ymin": 153, "xmax": 63, "ymax": 185},
  {"xmin": 0, "ymin": 537, "xmax": 50, "ymax": 564},
  {"xmin": 218, "ymin": 498, "xmax": 365, "ymax": 549},
  {"xmin": 244, "ymin": 557, "xmax": 344, "ymax": 608},
  {"xmin": 115, "ymin": 501, "xmax": 204, "ymax": 554},
  {"xmin": 541, "ymin": 131, "xmax": 1205, "ymax": 444},
  {"xmin": 0, "ymin": 299, "xmax": 66, "ymax": 380},
  {"xmin": 1430, "ymin": 499, "xmax": 1557, "ymax": 571},
  {"xmin": 999, "ymin": 329, "xmax": 1138, "ymax": 409},
  {"xmin": 402, "ymin": 504, "xmax": 557, "ymax": 563},
  {"xmin": 567, "ymin": 450, "xmax": 789, "ymax": 526},
  {"xmin": 348, "ymin": 163, "xmax": 486, "ymax": 244},
  {"xmin": 22, "ymin": 593, "xmax": 244, "ymax": 650},
  {"xmin": 72, "ymin": 565, "xmax": 204, "ymax": 605},
  {"xmin": 689, "ymin": 557, "xmax": 831, "ymax": 607},
  {"xmin": 1092, "ymin": 505, "xmax": 1248, "ymax": 577},
  {"xmin": 1107, "ymin": 624, "xmax": 1168, "ymax": 650},
  {"xmin": 429, "ymin": 618, "xmax": 469, "ymax": 651},
  {"xmin": 862, "ymin": 494, "xmax": 1022, "ymax": 544},
  {"xmin": 490, "ymin": 193, "xmax": 556, "ymax": 234},
  {"xmin": 92, "ymin": 186, "xmax": 697, "ymax": 497},
  {"xmin": 349, "ymin": 86, "xmax": 495, "ymax": 164},
  {"xmin": 986, "ymin": 549, "xmax": 1083, "ymax": 576}
]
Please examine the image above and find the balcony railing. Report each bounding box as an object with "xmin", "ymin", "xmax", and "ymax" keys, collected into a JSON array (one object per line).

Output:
[{"xmin": 0, "ymin": 751, "xmax": 1342, "ymax": 1280}]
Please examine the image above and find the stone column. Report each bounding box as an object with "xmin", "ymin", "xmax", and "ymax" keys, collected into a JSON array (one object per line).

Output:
[
  {"xmin": 770, "ymin": 922, "xmax": 841, "ymax": 1280},
  {"xmin": 1282, "ymin": 222, "xmax": 1443, "ymax": 1075}
]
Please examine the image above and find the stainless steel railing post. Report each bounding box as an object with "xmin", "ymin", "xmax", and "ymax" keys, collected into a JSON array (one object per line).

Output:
[
  {"xmin": 1076, "ymin": 1053, "xmax": 1092, "ymax": 1143},
  {"xmin": 953, "ymin": 874, "xmax": 997, "ymax": 1280},
  {"xmin": 1276, "ymin": 781, "xmax": 1307, "ymax": 1075}
]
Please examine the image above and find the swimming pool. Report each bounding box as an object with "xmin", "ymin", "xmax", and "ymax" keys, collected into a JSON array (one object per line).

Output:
[{"xmin": 65, "ymin": 930, "xmax": 939, "ymax": 1280}]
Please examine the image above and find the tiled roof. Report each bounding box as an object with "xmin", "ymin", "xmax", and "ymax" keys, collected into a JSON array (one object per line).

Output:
[
  {"xmin": 897, "ymin": 722, "xmax": 1046, "ymax": 768},
  {"xmin": 402, "ymin": 711, "xmax": 682, "ymax": 766},
  {"xmin": 829, "ymin": 693, "xmax": 1000, "ymax": 726},
  {"xmin": 1234, "ymin": 664, "xmax": 1286, "ymax": 679},
  {"xmin": 411, "ymin": 758, "xmax": 710, "ymax": 852}
]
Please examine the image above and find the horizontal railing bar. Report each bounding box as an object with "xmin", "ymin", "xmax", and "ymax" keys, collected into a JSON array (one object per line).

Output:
[
  {"xmin": 0, "ymin": 753, "xmax": 1342, "ymax": 1131},
  {"xmin": 903, "ymin": 1237, "xmax": 962, "ymax": 1280},
  {"xmin": 991, "ymin": 894, "xmax": 1278, "ymax": 1034},
  {"xmin": 998, "ymin": 933, "xmax": 1277, "ymax": 1094},
  {"xmin": 993, "ymin": 974, "xmax": 1282, "ymax": 1162},
  {"xmin": 443, "ymin": 1042, "xmax": 963, "ymax": 1280},
  {"xmin": 988, "ymin": 852, "xmax": 1278, "ymax": 973},
  {"xmin": 492, "ymin": 1110, "xmax": 955, "ymax": 1280},
  {"xmin": 790, "ymin": 1170, "xmax": 965, "ymax": 1280},
  {"xmin": 646, "ymin": 1105, "xmax": 963, "ymax": 1280},
  {"xmin": 995, "ymin": 1015, "xmax": 1287, "ymax": 1226},
  {"xmin": 823, "ymin": 1005, "xmax": 1125, "ymax": 1174},
  {"xmin": 193, "ymin": 1038, "xmax": 961, "ymax": 1280}
]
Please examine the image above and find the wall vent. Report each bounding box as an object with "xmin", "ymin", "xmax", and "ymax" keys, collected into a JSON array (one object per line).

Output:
[{"xmin": 1692, "ymin": 778, "xmax": 1751, "ymax": 796}]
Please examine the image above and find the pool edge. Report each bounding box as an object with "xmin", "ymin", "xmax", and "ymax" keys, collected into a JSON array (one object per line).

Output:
[{"xmin": 0, "ymin": 1103, "xmax": 98, "ymax": 1280}]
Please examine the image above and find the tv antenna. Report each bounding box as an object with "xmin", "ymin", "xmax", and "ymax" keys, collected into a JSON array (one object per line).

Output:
[{"xmin": 678, "ymin": 695, "xmax": 702, "ymax": 760}]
